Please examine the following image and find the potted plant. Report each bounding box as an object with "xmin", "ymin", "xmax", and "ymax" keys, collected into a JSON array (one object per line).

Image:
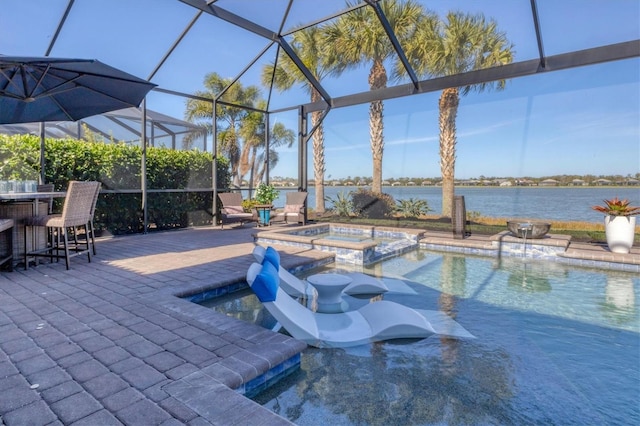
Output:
[
  {"xmin": 592, "ymin": 197, "xmax": 639, "ymax": 254},
  {"xmin": 254, "ymin": 183, "xmax": 279, "ymax": 225}
]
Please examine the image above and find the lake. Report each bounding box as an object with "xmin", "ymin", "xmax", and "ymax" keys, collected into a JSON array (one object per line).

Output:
[{"xmin": 259, "ymin": 186, "xmax": 640, "ymax": 224}]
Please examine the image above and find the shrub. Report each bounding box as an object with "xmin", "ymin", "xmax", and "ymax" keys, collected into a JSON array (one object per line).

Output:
[
  {"xmin": 253, "ymin": 183, "xmax": 279, "ymax": 204},
  {"xmin": 0, "ymin": 134, "xmax": 40, "ymax": 180},
  {"xmin": 351, "ymin": 188, "xmax": 395, "ymax": 219},
  {"xmin": 467, "ymin": 210, "xmax": 482, "ymax": 222},
  {"xmin": 242, "ymin": 199, "xmax": 258, "ymax": 212},
  {"xmin": 325, "ymin": 191, "xmax": 353, "ymax": 217},
  {"xmin": 395, "ymin": 198, "xmax": 432, "ymax": 218},
  {"xmin": 0, "ymin": 134, "xmax": 232, "ymax": 234}
]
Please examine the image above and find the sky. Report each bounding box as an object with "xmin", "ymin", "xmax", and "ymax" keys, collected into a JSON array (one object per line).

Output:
[{"xmin": 1, "ymin": 0, "xmax": 639, "ymax": 180}]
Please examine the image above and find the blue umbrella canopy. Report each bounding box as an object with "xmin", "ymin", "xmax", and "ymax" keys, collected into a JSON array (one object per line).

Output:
[{"xmin": 0, "ymin": 56, "xmax": 156, "ymax": 124}]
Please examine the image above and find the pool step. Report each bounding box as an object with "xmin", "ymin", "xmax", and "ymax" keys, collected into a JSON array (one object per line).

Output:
[{"xmin": 370, "ymin": 239, "xmax": 418, "ymax": 264}]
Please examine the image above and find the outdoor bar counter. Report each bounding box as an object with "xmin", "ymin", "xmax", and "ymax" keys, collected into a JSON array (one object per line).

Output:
[{"xmin": 0, "ymin": 191, "xmax": 66, "ymax": 266}]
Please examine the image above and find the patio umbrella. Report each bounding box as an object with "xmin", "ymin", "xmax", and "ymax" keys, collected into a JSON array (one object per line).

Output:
[{"xmin": 0, "ymin": 56, "xmax": 156, "ymax": 124}]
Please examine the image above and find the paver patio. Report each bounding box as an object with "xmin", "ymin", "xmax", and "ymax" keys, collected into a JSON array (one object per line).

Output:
[
  {"xmin": 0, "ymin": 225, "xmax": 331, "ymax": 425},
  {"xmin": 0, "ymin": 224, "xmax": 637, "ymax": 425}
]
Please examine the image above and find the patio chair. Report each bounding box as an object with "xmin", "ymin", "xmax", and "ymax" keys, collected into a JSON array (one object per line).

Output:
[
  {"xmin": 218, "ymin": 192, "xmax": 256, "ymax": 229},
  {"xmin": 246, "ymin": 261, "xmax": 474, "ymax": 348},
  {"xmin": 23, "ymin": 181, "xmax": 100, "ymax": 270},
  {"xmin": 272, "ymin": 191, "xmax": 307, "ymax": 225},
  {"xmin": 0, "ymin": 218, "xmax": 14, "ymax": 271}
]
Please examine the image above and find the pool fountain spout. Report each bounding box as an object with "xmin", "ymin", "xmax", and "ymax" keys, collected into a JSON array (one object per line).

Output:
[{"xmin": 518, "ymin": 222, "xmax": 533, "ymax": 257}]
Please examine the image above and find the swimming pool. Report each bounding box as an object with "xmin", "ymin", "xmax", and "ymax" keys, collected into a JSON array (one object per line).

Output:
[{"xmin": 203, "ymin": 250, "xmax": 639, "ymax": 425}]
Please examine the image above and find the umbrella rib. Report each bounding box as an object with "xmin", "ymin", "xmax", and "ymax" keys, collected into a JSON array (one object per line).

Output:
[
  {"xmin": 22, "ymin": 65, "xmax": 82, "ymax": 99},
  {"xmin": 20, "ymin": 65, "xmax": 30, "ymax": 98},
  {"xmin": 0, "ymin": 66, "xmax": 27, "ymax": 98},
  {"xmin": 28, "ymin": 64, "xmax": 52, "ymax": 99},
  {"xmin": 47, "ymin": 93, "xmax": 76, "ymax": 121},
  {"xmin": 77, "ymin": 84, "xmax": 142, "ymax": 105},
  {"xmin": 0, "ymin": 67, "xmax": 18, "ymax": 94},
  {"xmin": 25, "ymin": 66, "xmax": 148, "ymax": 102}
]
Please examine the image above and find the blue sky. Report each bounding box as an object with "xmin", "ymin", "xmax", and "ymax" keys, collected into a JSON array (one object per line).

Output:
[{"xmin": 1, "ymin": 0, "xmax": 639, "ymax": 180}]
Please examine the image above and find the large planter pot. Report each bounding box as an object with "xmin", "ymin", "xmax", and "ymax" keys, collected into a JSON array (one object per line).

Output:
[{"xmin": 604, "ymin": 215, "xmax": 636, "ymax": 254}]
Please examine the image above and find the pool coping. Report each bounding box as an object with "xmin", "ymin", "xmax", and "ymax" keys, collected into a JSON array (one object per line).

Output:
[
  {"xmin": 256, "ymin": 223, "xmax": 639, "ymax": 271},
  {"xmin": 254, "ymin": 223, "xmax": 425, "ymax": 265},
  {"xmin": 420, "ymin": 230, "xmax": 639, "ymax": 271}
]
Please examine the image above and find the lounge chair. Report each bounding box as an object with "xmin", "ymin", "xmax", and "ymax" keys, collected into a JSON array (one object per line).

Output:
[
  {"xmin": 218, "ymin": 193, "xmax": 256, "ymax": 229},
  {"xmin": 246, "ymin": 261, "xmax": 474, "ymax": 348},
  {"xmin": 272, "ymin": 191, "xmax": 307, "ymax": 225},
  {"xmin": 252, "ymin": 245, "xmax": 388, "ymax": 296},
  {"xmin": 252, "ymin": 245, "xmax": 317, "ymax": 298}
]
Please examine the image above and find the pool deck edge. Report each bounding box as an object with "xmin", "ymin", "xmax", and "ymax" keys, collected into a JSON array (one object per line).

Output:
[{"xmin": 420, "ymin": 229, "xmax": 640, "ymax": 270}]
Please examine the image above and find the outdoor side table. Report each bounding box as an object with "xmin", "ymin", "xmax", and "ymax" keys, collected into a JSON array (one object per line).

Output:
[
  {"xmin": 254, "ymin": 204, "xmax": 273, "ymax": 226},
  {"xmin": 0, "ymin": 191, "xmax": 66, "ymax": 266},
  {"xmin": 307, "ymin": 273, "xmax": 353, "ymax": 312}
]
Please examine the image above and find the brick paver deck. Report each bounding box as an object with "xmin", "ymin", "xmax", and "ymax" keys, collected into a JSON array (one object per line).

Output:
[
  {"xmin": 0, "ymin": 224, "xmax": 637, "ymax": 425},
  {"xmin": 0, "ymin": 225, "xmax": 331, "ymax": 426}
]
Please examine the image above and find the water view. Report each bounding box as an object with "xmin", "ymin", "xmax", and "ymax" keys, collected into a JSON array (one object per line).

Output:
[
  {"xmin": 256, "ymin": 186, "xmax": 640, "ymax": 224},
  {"xmin": 204, "ymin": 250, "xmax": 639, "ymax": 425}
]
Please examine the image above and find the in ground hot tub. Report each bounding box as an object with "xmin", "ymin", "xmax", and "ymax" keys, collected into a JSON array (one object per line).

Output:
[{"xmin": 254, "ymin": 223, "xmax": 423, "ymax": 265}]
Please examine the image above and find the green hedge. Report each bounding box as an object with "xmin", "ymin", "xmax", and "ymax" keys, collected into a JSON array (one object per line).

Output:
[{"xmin": 0, "ymin": 134, "xmax": 231, "ymax": 234}]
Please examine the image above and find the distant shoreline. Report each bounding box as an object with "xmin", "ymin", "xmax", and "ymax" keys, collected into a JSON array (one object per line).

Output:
[{"xmin": 293, "ymin": 184, "xmax": 640, "ymax": 189}]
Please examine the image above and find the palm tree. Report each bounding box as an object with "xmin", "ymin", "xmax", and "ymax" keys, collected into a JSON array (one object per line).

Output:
[
  {"xmin": 238, "ymin": 101, "xmax": 295, "ymax": 186},
  {"xmin": 324, "ymin": 0, "xmax": 426, "ymax": 194},
  {"xmin": 404, "ymin": 12, "xmax": 514, "ymax": 217},
  {"xmin": 185, "ymin": 72, "xmax": 261, "ymax": 187},
  {"xmin": 262, "ymin": 27, "xmax": 330, "ymax": 213}
]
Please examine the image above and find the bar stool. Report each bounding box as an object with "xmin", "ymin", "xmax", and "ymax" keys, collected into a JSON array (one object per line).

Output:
[
  {"xmin": 24, "ymin": 181, "xmax": 99, "ymax": 270},
  {"xmin": 0, "ymin": 218, "xmax": 14, "ymax": 271}
]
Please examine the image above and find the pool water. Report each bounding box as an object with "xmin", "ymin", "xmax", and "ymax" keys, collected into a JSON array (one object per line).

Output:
[
  {"xmin": 203, "ymin": 250, "xmax": 640, "ymax": 425},
  {"xmin": 319, "ymin": 233, "xmax": 372, "ymax": 242}
]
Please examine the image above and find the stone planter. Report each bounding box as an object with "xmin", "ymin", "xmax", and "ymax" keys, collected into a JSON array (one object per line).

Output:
[{"xmin": 604, "ymin": 215, "xmax": 636, "ymax": 254}]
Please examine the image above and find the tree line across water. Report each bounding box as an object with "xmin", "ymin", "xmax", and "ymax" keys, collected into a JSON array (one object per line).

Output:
[{"xmin": 268, "ymin": 174, "xmax": 640, "ymax": 187}]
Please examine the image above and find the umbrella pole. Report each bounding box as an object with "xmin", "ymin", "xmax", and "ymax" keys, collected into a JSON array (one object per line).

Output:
[
  {"xmin": 39, "ymin": 122, "xmax": 45, "ymax": 184},
  {"xmin": 141, "ymin": 100, "xmax": 148, "ymax": 234},
  {"xmin": 212, "ymin": 99, "xmax": 218, "ymax": 227}
]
